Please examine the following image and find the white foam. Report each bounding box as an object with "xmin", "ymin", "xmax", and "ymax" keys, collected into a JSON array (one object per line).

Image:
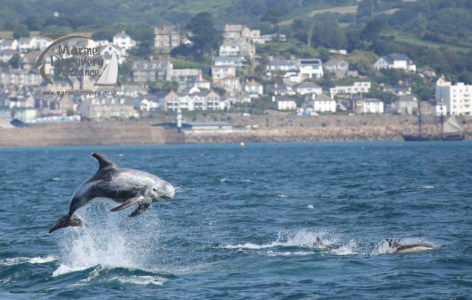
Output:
[
  {"xmin": 223, "ymin": 242, "xmax": 279, "ymax": 250},
  {"xmin": 113, "ymin": 275, "xmax": 167, "ymax": 285},
  {"xmin": 307, "ymin": 205, "xmax": 314, "ymax": 209},
  {"xmin": 331, "ymin": 240, "xmax": 359, "ymax": 256},
  {"xmin": 274, "ymin": 193, "xmax": 288, "ymax": 199},
  {"xmin": 53, "ymin": 204, "xmax": 160, "ymax": 277},
  {"xmin": 223, "ymin": 229, "xmax": 338, "ymax": 250},
  {"xmin": 0, "ymin": 255, "xmax": 58, "ymax": 266},
  {"xmin": 265, "ymin": 250, "xmax": 314, "ymax": 257}
]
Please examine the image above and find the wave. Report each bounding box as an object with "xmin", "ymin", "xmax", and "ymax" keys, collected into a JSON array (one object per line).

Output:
[
  {"xmin": 264, "ymin": 250, "xmax": 315, "ymax": 257},
  {"xmin": 222, "ymin": 229, "xmax": 339, "ymax": 251},
  {"xmin": 112, "ymin": 275, "xmax": 167, "ymax": 285},
  {"xmin": 0, "ymin": 255, "xmax": 58, "ymax": 266}
]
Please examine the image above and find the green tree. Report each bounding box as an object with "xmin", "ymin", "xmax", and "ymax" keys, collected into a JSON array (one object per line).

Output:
[
  {"xmin": 12, "ymin": 24, "xmax": 29, "ymax": 39},
  {"xmin": 9, "ymin": 53, "xmax": 20, "ymax": 69},
  {"xmin": 22, "ymin": 16, "xmax": 43, "ymax": 31},
  {"xmin": 360, "ymin": 19, "xmax": 385, "ymax": 42},
  {"xmin": 92, "ymin": 28, "xmax": 115, "ymax": 41},
  {"xmin": 459, "ymin": 71, "xmax": 472, "ymax": 84},
  {"xmin": 261, "ymin": 9, "xmax": 282, "ymax": 33},
  {"xmin": 186, "ymin": 12, "xmax": 220, "ymax": 58},
  {"xmin": 131, "ymin": 41, "xmax": 154, "ymax": 59},
  {"xmin": 148, "ymin": 81, "xmax": 179, "ymax": 93}
]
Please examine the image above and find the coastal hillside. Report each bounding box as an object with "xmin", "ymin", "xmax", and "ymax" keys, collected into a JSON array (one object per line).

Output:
[
  {"xmin": 0, "ymin": 0, "xmax": 354, "ymax": 29},
  {"xmin": 1, "ymin": 0, "xmax": 470, "ymax": 55}
]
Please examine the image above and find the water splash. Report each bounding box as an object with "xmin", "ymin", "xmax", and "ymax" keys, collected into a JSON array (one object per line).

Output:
[
  {"xmin": 53, "ymin": 204, "xmax": 161, "ymax": 277},
  {"xmin": 0, "ymin": 255, "xmax": 58, "ymax": 266},
  {"xmin": 222, "ymin": 229, "xmax": 338, "ymax": 250}
]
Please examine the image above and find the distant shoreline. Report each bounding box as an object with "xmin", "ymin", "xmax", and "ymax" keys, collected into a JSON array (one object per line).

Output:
[{"xmin": 0, "ymin": 115, "xmax": 470, "ymax": 147}]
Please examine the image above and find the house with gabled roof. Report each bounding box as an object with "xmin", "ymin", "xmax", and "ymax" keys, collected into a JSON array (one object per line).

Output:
[
  {"xmin": 0, "ymin": 39, "xmax": 18, "ymax": 51},
  {"xmin": 393, "ymin": 95, "xmax": 418, "ymax": 115},
  {"xmin": 100, "ymin": 44, "xmax": 126, "ymax": 64},
  {"xmin": 163, "ymin": 88, "xmax": 228, "ymax": 111},
  {"xmin": 113, "ymin": 31, "xmax": 136, "ymax": 51},
  {"xmin": 154, "ymin": 25, "xmax": 181, "ymax": 52},
  {"xmin": 131, "ymin": 59, "xmax": 173, "ymax": 82},
  {"xmin": 307, "ymin": 94, "xmax": 336, "ymax": 113},
  {"xmin": 295, "ymin": 82, "xmax": 322, "ymax": 96},
  {"xmin": 374, "ymin": 53, "xmax": 416, "ymax": 72},
  {"xmin": 324, "ymin": 59, "xmax": 349, "ymax": 78},
  {"xmin": 244, "ymin": 79, "xmax": 263, "ymax": 98},
  {"xmin": 0, "ymin": 49, "xmax": 17, "ymax": 63},
  {"xmin": 298, "ymin": 59, "xmax": 323, "ymax": 80},
  {"xmin": 274, "ymin": 96, "xmax": 297, "ymax": 111}
]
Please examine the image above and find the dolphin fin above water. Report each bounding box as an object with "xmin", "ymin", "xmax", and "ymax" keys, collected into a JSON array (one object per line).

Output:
[
  {"xmin": 110, "ymin": 196, "xmax": 144, "ymax": 212},
  {"xmin": 92, "ymin": 152, "xmax": 116, "ymax": 169},
  {"xmin": 49, "ymin": 215, "xmax": 87, "ymax": 233},
  {"xmin": 129, "ymin": 202, "xmax": 151, "ymax": 217}
]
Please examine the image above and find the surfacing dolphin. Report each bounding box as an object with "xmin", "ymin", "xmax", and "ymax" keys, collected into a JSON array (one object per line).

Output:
[
  {"xmin": 49, "ymin": 152, "xmax": 175, "ymax": 233},
  {"xmin": 386, "ymin": 239, "xmax": 437, "ymax": 254}
]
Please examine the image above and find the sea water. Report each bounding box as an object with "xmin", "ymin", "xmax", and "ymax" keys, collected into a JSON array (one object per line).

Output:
[{"xmin": 0, "ymin": 142, "xmax": 471, "ymax": 299}]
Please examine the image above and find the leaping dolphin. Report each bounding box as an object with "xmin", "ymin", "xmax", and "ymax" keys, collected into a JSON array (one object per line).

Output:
[{"xmin": 49, "ymin": 152, "xmax": 175, "ymax": 233}]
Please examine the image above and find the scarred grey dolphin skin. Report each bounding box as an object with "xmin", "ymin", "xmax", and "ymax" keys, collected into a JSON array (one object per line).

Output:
[{"xmin": 49, "ymin": 152, "xmax": 175, "ymax": 233}]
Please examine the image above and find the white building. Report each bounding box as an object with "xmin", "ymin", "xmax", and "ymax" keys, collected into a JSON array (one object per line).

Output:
[
  {"xmin": 113, "ymin": 31, "xmax": 136, "ymax": 51},
  {"xmin": 211, "ymin": 66, "xmax": 236, "ymax": 81},
  {"xmin": 274, "ymin": 96, "xmax": 297, "ymax": 111},
  {"xmin": 0, "ymin": 49, "xmax": 17, "ymax": 63},
  {"xmin": 139, "ymin": 97, "xmax": 160, "ymax": 112},
  {"xmin": 154, "ymin": 25, "xmax": 181, "ymax": 52},
  {"xmin": 311, "ymin": 94, "xmax": 336, "ymax": 113},
  {"xmin": 298, "ymin": 59, "xmax": 323, "ymax": 80},
  {"xmin": 100, "ymin": 44, "xmax": 126, "ymax": 64},
  {"xmin": 0, "ymin": 39, "xmax": 18, "ymax": 51},
  {"xmin": 34, "ymin": 36, "xmax": 53, "ymax": 50},
  {"xmin": 244, "ymin": 79, "xmax": 263, "ymax": 98},
  {"xmin": 164, "ymin": 89, "xmax": 228, "ymax": 111},
  {"xmin": 0, "ymin": 69, "xmax": 42, "ymax": 86},
  {"xmin": 330, "ymin": 82, "xmax": 371, "ymax": 98},
  {"xmin": 295, "ymin": 82, "xmax": 322, "ymax": 96},
  {"xmin": 18, "ymin": 37, "xmax": 36, "ymax": 53},
  {"xmin": 358, "ymin": 98, "xmax": 384, "ymax": 114},
  {"xmin": 267, "ymin": 60, "xmax": 297, "ymax": 72},
  {"xmin": 214, "ymin": 56, "xmax": 245, "ymax": 68},
  {"xmin": 394, "ymin": 95, "xmax": 418, "ymax": 115},
  {"xmin": 374, "ymin": 53, "xmax": 416, "ymax": 72},
  {"xmin": 435, "ymin": 78, "xmax": 472, "ymax": 115}
]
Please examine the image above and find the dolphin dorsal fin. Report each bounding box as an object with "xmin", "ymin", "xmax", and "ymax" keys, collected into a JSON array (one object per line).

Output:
[{"xmin": 91, "ymin": 152, "xmax": 116, "ymax": 170}]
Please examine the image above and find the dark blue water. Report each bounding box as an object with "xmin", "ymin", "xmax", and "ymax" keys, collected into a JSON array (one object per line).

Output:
[{"xmin": 1, "ymin": 142, "xmax": 471, "ymax": 299}]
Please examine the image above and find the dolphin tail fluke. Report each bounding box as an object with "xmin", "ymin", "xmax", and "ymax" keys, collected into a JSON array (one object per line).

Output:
[{"xmin": 49, "ymin": 214, "xmax": 86, "ymax": 233}]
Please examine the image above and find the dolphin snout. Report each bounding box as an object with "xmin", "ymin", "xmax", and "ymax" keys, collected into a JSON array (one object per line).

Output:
[{"xmin": 162, "ymin": 183, "xmax": 175, "ymax": 199}]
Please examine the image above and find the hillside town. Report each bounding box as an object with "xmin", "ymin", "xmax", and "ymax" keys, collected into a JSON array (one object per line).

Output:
[{"xmin": 0, "ymin": 22, "xmax": 471, "ymax": 128}]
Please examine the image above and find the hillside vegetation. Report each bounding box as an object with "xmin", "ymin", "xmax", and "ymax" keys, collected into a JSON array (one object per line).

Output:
[{"xmin": 1, "ymin": 0, "xmax": 471, "ymax": 82}]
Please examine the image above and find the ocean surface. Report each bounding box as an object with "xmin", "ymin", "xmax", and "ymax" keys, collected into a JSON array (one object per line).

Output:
[{"xmin": 0, "ymin": 142, "xmax": 471, "ymax": 299}]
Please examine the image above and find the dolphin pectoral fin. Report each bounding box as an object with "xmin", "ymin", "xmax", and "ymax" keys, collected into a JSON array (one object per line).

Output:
[
  {"xmin": 111, "ymin": 196, "xmax": 143, "ymax": 212},
  {"xmin": 49, "ymin": 214, "xmax": 87, "ymax": 233},
  {"xmin": 129, "ymin": 202, "xmax": 150, "ymax": 218}
]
